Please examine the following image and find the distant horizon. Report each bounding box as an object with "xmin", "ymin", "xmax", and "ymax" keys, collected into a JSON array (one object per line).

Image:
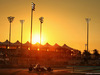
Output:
[
  {"xmin": 0, "ymin": 39, "xmax": 98, "ymax": 54},
  {"xmin": 0, "ymin": 39, "xmax": 74, "ymax": 47}
]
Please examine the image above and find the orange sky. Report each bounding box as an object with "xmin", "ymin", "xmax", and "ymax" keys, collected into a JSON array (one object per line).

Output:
[{"xmin": 0, "ymin": 0, "xmax": 100, "ymax": 52}]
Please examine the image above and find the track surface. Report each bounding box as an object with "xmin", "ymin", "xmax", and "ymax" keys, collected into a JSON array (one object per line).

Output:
[{"xmin": 0, "ymin": 69, "xmax": 85, "ymax": 75}]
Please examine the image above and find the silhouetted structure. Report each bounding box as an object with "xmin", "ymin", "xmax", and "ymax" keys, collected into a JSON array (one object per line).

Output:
[
  {"xmin": 7, "ymin": 16, "xmax": 15, "ymax": 46},
  {"xmin": 30, "ymin": 2, "xmax": 35, "ymax": 50},
  {"xmin": 39, "ymin": 17, "xmax": 44, "ymax": 50},
  {"xmin": 85, "ymin": 18, "xmax": 91, "ymax": 52},
  {"xmin": 20, "ymin": 20, "xmax": 25, "ymax": 50}
]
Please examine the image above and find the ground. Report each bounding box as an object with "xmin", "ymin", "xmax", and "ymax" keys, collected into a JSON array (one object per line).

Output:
[
  {"xmin": 0, "ymin": 68, "xmax": 84, "ymax": 75},
  {"xmin": 0, "ymin": 66, "xmax": 100, "ymax": 75}
]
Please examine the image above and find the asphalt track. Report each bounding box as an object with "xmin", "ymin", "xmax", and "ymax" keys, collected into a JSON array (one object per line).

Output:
[{"xmin": 0, "ymin": 69, "xmax": 85, "ymax": 75}]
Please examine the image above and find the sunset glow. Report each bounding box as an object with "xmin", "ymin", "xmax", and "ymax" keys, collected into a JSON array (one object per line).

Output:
[
  {"xmin": 32, "ymin": 34, "xmax": 40, "ymax": 44},
  {"xmin": 0, "ymin": 0, "xmax": 100, "ymax": 73},
  {"xmin": 37, "ymin": 48, "xmax": 40, "ymax": 51},
  {"xmin": 0, "ymin": 0, "xmax": 100, "ymax": 52},
  {"xmin": 32, "ymin": 34, "xmax": 44, "ymax": 44}
]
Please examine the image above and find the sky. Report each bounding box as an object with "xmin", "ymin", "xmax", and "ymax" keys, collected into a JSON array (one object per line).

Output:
[{"xmin": 0, "ymin": 0, "xmax": 100, "ymax": 52}]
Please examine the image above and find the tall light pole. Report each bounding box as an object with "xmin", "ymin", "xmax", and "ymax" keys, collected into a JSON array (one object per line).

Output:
[
  {"xmin": 30, "ymin": 2, "xmax": 35, "ymax": 50},
  {"xmin": 20, "ymin": 20, "xmax": 25, "ymax": 50},
  {"xmin": 85, "ymin": 18, "xmax": 91, "ymax": 52},
  {"xmin": 39, "ymin": 17, "xmax": 44, "ymax": 50},
  {"xmin": 7, "ymin": 16, "xmax": 15, "ymax": 46}
]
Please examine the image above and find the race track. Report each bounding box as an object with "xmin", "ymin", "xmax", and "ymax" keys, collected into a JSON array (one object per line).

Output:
[{"xmin": 0, "ymin": 69, "xmax": 85, "ymax": 75}]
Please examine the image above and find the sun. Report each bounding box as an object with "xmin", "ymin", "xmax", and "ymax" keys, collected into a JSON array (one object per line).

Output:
[
  {"xmin": 32, "ymin": 34, "xmax": 40, "ymax": 44},
  {"xmin": 32, "ymin": 33, "xmax": 44, "ymax": 44}
]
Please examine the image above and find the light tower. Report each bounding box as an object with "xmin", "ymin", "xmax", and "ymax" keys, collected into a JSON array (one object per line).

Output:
[
  {"xmin": 30, "ymin": 2, "xmax": 35, "ymax": 50},
  {"xmin": 7, "ymin": 16, "xmax": 15, "ymax": 46},
  {"xmin": 20, "ymin": 20, "xmax": 25, "ymax": 50},
  {"xmin": 39, "ymin": 17, "xmax": 44, "ymax": 46},
  {"xmin": 85, "ymin": 18, "xmax": 91, "ymax": 52}
]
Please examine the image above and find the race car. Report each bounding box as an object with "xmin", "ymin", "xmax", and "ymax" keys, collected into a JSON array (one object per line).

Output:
[{"xmin": 29, "ymin": 64, "xmax": 53, "ymax": 72}]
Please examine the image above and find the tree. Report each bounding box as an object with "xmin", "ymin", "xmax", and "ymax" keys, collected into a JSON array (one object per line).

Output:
[
  {"xmin": 83, "ymin": 50, "xmax": 91, "ymax": 57},
  {"xmin": 82, "ymin": 50, "xmax": 91, "ymax": 64},
  {"xmin": 76, "ymin": 51, "xmax": 81, "ymax": 59},
  {"xmin": 93, "ymin": 49, "xmax": 99, "ymax": 59}
]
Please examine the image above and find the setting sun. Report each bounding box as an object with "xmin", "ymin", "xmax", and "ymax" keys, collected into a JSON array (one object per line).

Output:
[
  {"xmin": 32, "ymin": 34, "xmax": 40, "ymax": 44},
  {"xmin": 32, "ymin": 34, "xmax": 44, "ymax": 44}
]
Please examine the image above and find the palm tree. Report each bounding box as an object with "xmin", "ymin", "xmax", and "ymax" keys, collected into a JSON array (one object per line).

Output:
[
  {"xmin": 76, "ymin": 51, "xmax": 81, "ymax": 59},
  {"xmin": 93, "ymin": 49, "xmax": 99, "ymax": 59},
  {"xmin": 83, "ymin": 50, "xmax": 91, "ymax": 57},
  {"xmin": 83, "ymin": 50, "xmax": 91, "ymax": 64}
]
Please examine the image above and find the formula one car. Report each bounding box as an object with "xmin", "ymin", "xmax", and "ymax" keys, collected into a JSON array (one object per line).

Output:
[{"xmin": 29, "ymin": 64, "xmax": 53, "ymax": 72}]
